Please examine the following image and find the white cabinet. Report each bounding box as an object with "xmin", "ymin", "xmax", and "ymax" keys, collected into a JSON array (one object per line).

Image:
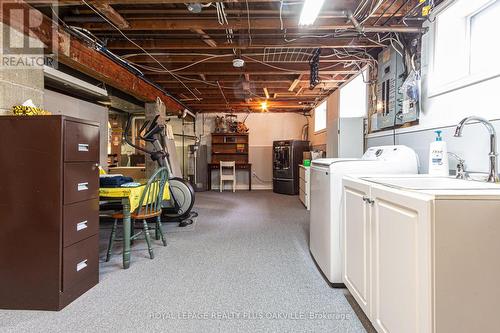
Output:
[
  {"xmin": 369, "ymin": 186, "xmax": 432, "ymax": 333},
  {"xmin": 343, "ymin": 176, "xmax": 500, "ymax": 333},
  {"xmin": 299, "ymin": 165, "xmax": 310, "ymax": 210}
]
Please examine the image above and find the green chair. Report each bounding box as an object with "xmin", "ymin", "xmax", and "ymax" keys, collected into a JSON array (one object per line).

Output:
[{"xmin": 106, "ymin": 167, "xmax": 169, "ymax": 261}]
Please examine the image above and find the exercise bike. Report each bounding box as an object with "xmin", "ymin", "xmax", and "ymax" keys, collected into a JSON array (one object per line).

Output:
[{"xmin": 124, "ymin": 114, "xmax": 196, "ymax": 227}]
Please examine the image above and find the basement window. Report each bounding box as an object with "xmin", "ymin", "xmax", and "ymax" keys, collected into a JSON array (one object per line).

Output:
[
  {"xmin": 428, "ymin": 0, "xmax": 500, "ymax": 96},
  {"xmin": 340, "ymin": 70, "xmax": 368, "ymax": 118},
  {"xmin": 314, "ymin": 101, "xmax": 327, "ymax": 133}
]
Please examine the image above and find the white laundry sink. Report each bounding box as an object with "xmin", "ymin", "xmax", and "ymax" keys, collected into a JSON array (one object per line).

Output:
[{"xmin": 361, "ymin": 176, "xmax": 500, "ymax": 190}]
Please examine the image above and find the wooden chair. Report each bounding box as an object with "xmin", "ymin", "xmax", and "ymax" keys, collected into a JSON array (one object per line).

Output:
[
  {"xmin": 106, "ymin": 167, "xmax": 169, "ymax": 261},
  {"xmin": 220, "ymin": 161, "xmax": 236, "ymax": 192}
]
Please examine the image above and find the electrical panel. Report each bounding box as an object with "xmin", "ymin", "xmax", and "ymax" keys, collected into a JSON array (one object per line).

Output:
[
  {"xmin": 372, "ymin": 46, "xmax": 420, "ymax": 131},
  {"xmin": 375, "ymin": 46, "xmax": 405, "ymax": 129}
]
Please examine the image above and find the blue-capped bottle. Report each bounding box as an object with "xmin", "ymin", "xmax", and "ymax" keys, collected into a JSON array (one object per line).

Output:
[{"xmin": 428, "ymin": 130, "xmax": 449, "ymax": 176}]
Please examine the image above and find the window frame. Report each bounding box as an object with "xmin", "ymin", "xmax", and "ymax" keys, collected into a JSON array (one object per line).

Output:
[
  {"xmin": 427, "ymin": 0, "xmax": 500, "ymax": 97},
  {"xmin": 339, "ymin": 68, "xmax": 369, "ymax": 118},
  {"xmin": 314, "ymin": 100, "xmax": 327, "ymax": 134}
]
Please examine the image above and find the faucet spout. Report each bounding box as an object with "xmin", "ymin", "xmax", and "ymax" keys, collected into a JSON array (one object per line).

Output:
[{"xmin": 454, "ymin": 116, "xmax": 499, "ymax": 183}]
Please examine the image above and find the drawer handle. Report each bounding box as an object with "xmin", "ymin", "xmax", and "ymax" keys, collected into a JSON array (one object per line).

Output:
[
  {"xmin": 78, "ymin": 143, "xmax": 89, "ymax": 152},
  {"xmin": 77, "ymin": 182, "xmax": 89, "ymax": 191},
  {"xmin": 77, "ymin": 221, "xmax": 88, "ymax": 231},
  {"xmin": 76, "ymin": 259, "xmax": 88, "ymax": 272}
]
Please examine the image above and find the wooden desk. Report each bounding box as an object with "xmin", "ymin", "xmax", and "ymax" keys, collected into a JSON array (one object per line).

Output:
[{"xmin": 207, "ymin": 163, "xmax": 252, "ymax": 191}]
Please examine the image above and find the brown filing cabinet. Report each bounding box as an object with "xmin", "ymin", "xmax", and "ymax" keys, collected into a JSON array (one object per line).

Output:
[{"xmin": 0, "ymin": 115, "xmax": 100, "ymax": 310}]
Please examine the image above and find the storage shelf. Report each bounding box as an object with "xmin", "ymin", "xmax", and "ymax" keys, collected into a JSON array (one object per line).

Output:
[
  {"xmin": 212, "ymin": 142, "xmax": 248, "ymax": 146},
  {"xmin": 211, "ymin": 152, "xmax": 248, "ymax": 155}
]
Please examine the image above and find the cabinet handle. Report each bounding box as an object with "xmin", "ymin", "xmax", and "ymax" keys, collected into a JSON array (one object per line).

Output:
[
  {"xmin": 363, "ymin": 196, "xmax": 375, "ymax": 205},
  {"xmin": 77, "ymin": 182, "xmax": 89, "ymax": 191},
  {"xmin": 76, "ymin": 259, "xmax": 88, "ymax": 272},
  {"xmin": 78, "ymin": 143, "xmax": 89, "ymax": 152},
  {"xmin": 76, "ymin": 221, "xmax": 88, "ymax": 231}
]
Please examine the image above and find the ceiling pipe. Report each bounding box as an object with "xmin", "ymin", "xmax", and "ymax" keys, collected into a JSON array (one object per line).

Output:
[{"xmin": 346, "ymin": 10, "xmax": 364, "ymax": 33}]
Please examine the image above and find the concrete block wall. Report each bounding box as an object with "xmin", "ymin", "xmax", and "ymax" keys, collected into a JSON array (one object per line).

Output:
[{"xmin": 0, "ymin": 23, "xmax": 45, "ymax": 115}]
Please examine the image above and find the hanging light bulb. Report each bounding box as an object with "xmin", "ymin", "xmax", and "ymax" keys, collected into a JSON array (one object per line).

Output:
[{"xmin": 260, "ymin": 101, "xmax": 268, "ymax": 111}]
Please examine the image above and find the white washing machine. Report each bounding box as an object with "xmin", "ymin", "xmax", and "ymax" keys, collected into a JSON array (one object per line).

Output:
[{"xmin": 309, "ymin": 145, "xmax": 420, "ymax": 285}]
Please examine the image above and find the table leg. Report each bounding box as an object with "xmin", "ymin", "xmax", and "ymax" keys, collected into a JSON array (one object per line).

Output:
[
  {"xmin": 122, "ymin": 199, "xmax": 131, "ymax": 269},
  {"xmin": 248, "ymin": 168, "xmax": 252, "ymax": 191},
  {"xmin": 207, "ymin": 166, "xmax": 212, "ymax": 191}
]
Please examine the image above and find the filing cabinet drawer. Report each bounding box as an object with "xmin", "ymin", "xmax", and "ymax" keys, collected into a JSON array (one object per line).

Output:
[
  {"xmin": 63, "ymin": 199, "xmax": 99, "ymax": 247},
  {"xmin": 64, "ymin": 121, "xmax": 99, "ymax": 162},
  {"xmin": 62, "ymin": 235, "xmax": 98, "ymax": 292},
  {"xmin": 64, "ymin": 162, "xmax": 99, "ymax": 204}
]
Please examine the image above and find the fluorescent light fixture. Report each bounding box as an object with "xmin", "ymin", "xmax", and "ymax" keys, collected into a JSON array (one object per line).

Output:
[
  {"xmin": 299, "ymin": 0, "xmax": 326, "ymax": 26},
  {"xmin": 43, "ymin": 66, "xmax": 108, "ymax": 97}
]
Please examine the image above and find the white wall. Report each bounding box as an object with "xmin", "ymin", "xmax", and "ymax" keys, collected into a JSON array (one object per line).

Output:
[
  {"xmin": 44, "ymin": 89, "xmax": 109, "ymax": 167},
  {"xmin": 308, "ymin": 91, "xmax": 340, "ymax": 155},
  {"xmin": 197, "ymin": 112, "xmax": 308, "ymax": 190}
]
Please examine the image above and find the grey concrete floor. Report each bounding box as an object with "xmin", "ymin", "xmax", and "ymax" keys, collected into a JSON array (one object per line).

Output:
[{"xmin": 0, "ymin": 190, "xmax": 374, "ymax": 333}]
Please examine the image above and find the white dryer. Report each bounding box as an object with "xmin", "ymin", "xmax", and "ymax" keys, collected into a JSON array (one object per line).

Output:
[{"xmin": 309, "ymin": 145, "xmax": 419, "ymax": 285}]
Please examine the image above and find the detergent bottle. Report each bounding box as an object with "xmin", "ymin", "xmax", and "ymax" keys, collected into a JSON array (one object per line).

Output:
[{"xmin": 428, "ymin": 130, "xmax": 449, "ymax": 176}]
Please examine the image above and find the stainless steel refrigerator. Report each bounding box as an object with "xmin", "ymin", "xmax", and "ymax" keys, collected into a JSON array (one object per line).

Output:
[{"xmin": 272, "ymin": 140, "xmax": 310, "ymax": 195}]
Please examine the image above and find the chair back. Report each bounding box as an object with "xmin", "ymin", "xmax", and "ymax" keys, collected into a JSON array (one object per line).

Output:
[
  {"xmin": 220, "ymin": 161, "xmax": 236, "ymax": 173},
  {"xmin": 135, "ymin": 167, "xmax": 169, "ymax": 216}
]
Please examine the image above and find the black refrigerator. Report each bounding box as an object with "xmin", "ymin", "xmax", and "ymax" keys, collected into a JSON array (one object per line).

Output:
[{"xmin": 273, "ymin": 140, "xmax": 310, "ymax": 195}]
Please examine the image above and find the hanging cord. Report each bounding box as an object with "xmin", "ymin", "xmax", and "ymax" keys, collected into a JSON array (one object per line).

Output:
[
  {"xmin": 245, "ymin": 0, "xmax": 252, "ymax": 45},
  {"xmin": 280, "ymin": 0, "xmax": 284, "ymax": 30}
]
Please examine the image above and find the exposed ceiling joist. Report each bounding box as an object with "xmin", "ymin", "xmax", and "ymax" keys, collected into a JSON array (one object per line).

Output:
[
  {"xmin": 288, "ymin": 74, "xmax": 304, "ymax": 92},
  {"xmin": 4, "ymin": 1, "xmax": 184, "ymax": 111},
  {"xmin": 263, "ymin": 87, "xmax": 270, "ymax": 99},
  {"xmin": 33, "ymin": 0, "xmax": 287, "ymax": 4},
  {"xmin": 190, "ymin": 28, "xmax": 218, "ymax": 48},
  {"xmin": 87, "ymin": 1, "xmax": 129, "ymax": 29},
  {"xmin": 70, "ymin": 18, "xmax": 424, "ymax": 33},
  {"xmin": 21, "ymin": 0, "xmax": 432, "ymax": 113},
  {"xmin": 105, "ymin": 38, "xmax": 380, "ymax": 50}
]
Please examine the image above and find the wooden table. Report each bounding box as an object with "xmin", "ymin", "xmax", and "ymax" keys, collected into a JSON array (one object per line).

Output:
[{"xmin": 207, "ymin": 163, "xmax": 252, "ymax": 191}]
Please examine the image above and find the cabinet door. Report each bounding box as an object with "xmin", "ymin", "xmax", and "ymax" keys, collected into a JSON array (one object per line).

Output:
[
  {"xmin": 343, "ymin": 178, "xmax": 371, "ymax": 316},
  {"xmin": 370, "ymin": 186, "xmax": 432, "ymax": 333}
]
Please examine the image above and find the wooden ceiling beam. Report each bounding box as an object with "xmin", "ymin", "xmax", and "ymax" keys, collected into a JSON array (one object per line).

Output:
[
  {"xmin": 156, "ymin": 79, "xmax": 344, "ymax": 84},
  {"xmin": 190, "ymin": 28, "xmax": 218, "ymax": 48},
  {"xmin": 142, "ymin": 63, "xmax": 358, "ymax": 75},
  {"xmin": 195, "ymin": 110, "xmax": 310, "ymax": 114},
  {"xmin": 165, "ymin": 87, "xmax": 337, "ymax": 94},
  {"xmin": 288, "ymin": 74, "xmax": 304, "ymax": 92},
  {"xmin": 34, "ymin": 0, "xmax": 289, "ymax": 4},
  {"xmin": 106, "ymin": 38, "xmax": 379, "ymax": 50},
  {"xmin": 69, "ymin": 18, "xmax": 424, "ymax": 33},
  {"xmin": 68, "ymin": 9, "xmax": 370, "ymax": 17},
  {"xmin": 87, "ymin": 1, "xmax": 130, "ymax": 29},
  {"xmin": 125, "ymin": 54, "xmax": 366, "ymax": 64}
]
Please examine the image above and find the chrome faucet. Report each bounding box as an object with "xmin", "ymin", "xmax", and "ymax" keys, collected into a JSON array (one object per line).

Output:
[
  {"xmin": 448, "ymin": 152, "xmax": 469, "ymax": 180},
  {"xmin": 454, "ymin": 116, "xmax": 499, "ymax": 183}
]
